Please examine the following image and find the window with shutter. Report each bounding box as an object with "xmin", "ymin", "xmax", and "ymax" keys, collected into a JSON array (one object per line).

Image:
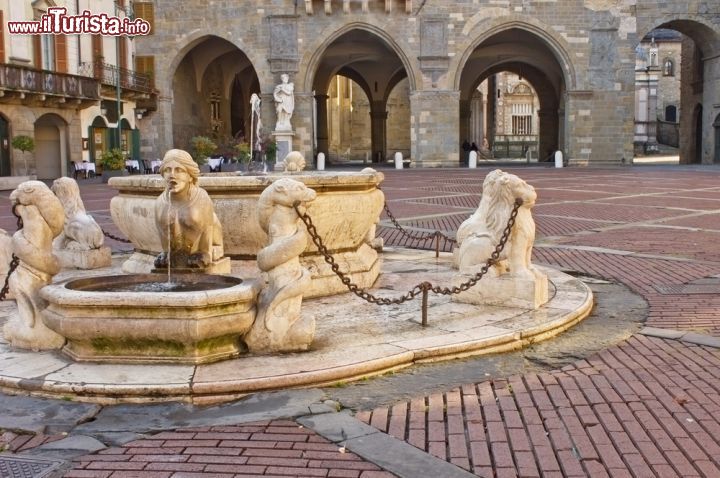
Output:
[
  {"xmin": 55, "ymin": 35, "xmax": 67, "ymax": 73},
  {"xmin": 135, "ymin": 55, "xmax": 155, "ymax": 87},
  {"xmin": 134, "ymin": 3, "xmax": 155, "ymax": 34},
  {"xmin": 92, "ymin": 35, "xmax": 103, "ymax": 61},
  {"xmin": 33, "ymin": 35, "xmax": 42, "ymax": 69}
]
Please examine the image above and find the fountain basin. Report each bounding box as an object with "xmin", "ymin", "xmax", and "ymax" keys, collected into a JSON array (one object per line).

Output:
[
  {"xmin": 108, "ymin": 171, "xmax": 385, "ymax": 298},
  {"xmin": 40, "ymin": 273, "xmax": 260, "ymax": 364}
]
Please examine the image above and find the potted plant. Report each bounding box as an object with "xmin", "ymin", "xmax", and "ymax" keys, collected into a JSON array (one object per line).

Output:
[
  {"xmin": 11, "ymin": 135, "xmax": 34, "ymax": 176},
  {"xmin": 190, "ymin": 136, "xmax": 217, "ymax": 166},
  {"xmin": 98, "ymin": 148, "xmax": 125, "ymax": 183}
]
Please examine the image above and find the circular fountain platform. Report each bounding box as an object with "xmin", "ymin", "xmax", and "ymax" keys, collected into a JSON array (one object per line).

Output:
[{"xmin": 0, "ymin": 248, "xmax": 592, "ymax": 404}]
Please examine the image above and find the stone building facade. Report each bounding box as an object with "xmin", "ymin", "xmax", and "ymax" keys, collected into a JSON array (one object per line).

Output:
[
  {"xmin": 0, "ymin": 0, "xmax": 153, "ymax": 182},
  {"xmin": 136, "ymin": 0, "xmax": 720, "ymax": 166}
]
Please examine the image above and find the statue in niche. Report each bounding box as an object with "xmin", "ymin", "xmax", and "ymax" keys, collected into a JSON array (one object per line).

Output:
[
  {"xmin": 273, "ymin": 73, "xmax": 295, "ymax": 131},
  {"xmin": 3, "ymin": 181, "xmax": 66, "ymax": 350},
  {"xmin": 244, "ymin": 178, "xmax": 317, "ymax": 353},
  {"xmin": 154, "ymin": 149, "xmax": 224, "ymax": 270}
]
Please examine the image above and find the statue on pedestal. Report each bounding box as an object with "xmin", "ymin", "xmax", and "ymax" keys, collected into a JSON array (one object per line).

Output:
[{"xmin": 273, "ymin": 73, "xmax": 294, "ymax": 131}]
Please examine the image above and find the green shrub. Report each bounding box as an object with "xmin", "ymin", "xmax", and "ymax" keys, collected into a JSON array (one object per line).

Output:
[
  {"xmin": 98, "ymin": 148, "xmax": 125, "ymax": 170},
  {"xmin": 191, "ymin": 136, "xmax": 217, "ymax": 165},
  {"xmin": 11, "ymin": 135, "xmax": 34, "ymax": 175},
  {"xmin": 234, "ymin": 142, "xmax": 251, "ymax": 163}
]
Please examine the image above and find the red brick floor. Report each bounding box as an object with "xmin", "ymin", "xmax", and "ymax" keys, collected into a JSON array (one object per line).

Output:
[
  {"xmin": 3, "ymin": 166, "xmax": 720, "ymax": 477},
  {"xmin": 66, "ymin": 420, "xmax": 396, "ymax": 478}
]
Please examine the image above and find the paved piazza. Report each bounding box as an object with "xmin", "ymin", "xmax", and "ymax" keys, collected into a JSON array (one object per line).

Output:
[{"xmin": 1, "ymin": 164, "xmax": 720, "ymax": 478}]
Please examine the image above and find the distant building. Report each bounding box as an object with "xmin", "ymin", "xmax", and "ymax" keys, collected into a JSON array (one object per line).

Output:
[
  {"xmin": 0, "ymin": 0, "xmax": 154, "ymax": 181},
  {"xmin": 635, "ymin": 29, "xmax": 682, "ymax": 154}
]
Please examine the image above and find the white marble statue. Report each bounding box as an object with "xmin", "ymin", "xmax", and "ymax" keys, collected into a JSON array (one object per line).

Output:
[
  {"xmin": 453, "ymin": 169, "xmax": 547, "ymax": 308},
  {"xmin": 244, "ymin": 178, "xmax": 317, "ymax": 353},
  {"xmin": 154, "ymin": 149, "xmax": 225, "ymax": 271},
  {"xmin": 278, "ymin": 151, "xmax": 306, "ymax": 173},
  {"xmin": 51, "ymin": 177, "xmax": 110, "ymax": 269},
  {"xmin": 3, "ymin": 181, "xmax": 66, "ymax": 350},
  {"xmin": 273, "ymin": 73, "xmax": 295, "ymax": 131}
]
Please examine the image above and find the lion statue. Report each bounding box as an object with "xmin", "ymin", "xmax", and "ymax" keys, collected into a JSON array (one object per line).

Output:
[
  {"xmin": 3, "ymin": 180, "xmax": 66, "ymax": 350},
  {"xmin": 245, "ymin": 178, "xmax": 317, "ymax": 353},
  {"xmin": 51, "ymin": 177, "xmax": 104, "ymax": 251},
  {"xmin": 453, "ymin": 169, "xmax": 540, "ymax": 279}
]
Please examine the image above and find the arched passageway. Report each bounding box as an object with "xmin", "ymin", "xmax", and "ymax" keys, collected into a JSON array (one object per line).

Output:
[
  {"xmin": 635, "ymin": 19, "xmax": 720, "ymax": 164},
  {"xmin": 171, "ymin": 36, "xmax": 260, "ymax": 154},
  {"xmin": 34, "ymin": 113, "xmax": 68, "ymax": 180},
  {"xmin": 458, "ymin": 28, "xmax": 568, "ymax": 164},
  {"xmin": 0, "ymin": 115, "xmax": 10, "ymax": 176},
  {"xmin": 311, "ymin": 28, "xmax": 410, "ymax": 164}
]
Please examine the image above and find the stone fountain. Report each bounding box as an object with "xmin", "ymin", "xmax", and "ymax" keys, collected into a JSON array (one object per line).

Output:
[
  {"xmin": 0, "ymin": 161, "xmax": 594, "ymax": 402},
  {"xmin": 40, "ymin": 150, "xmax": 261, "ymax": 363}
]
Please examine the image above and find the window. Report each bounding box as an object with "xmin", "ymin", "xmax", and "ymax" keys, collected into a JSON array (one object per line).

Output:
[
  {"xmin": 511, "ymin": 104, "xmax": 533, "ymax": 135},
  {"xmin": 665, "ymin": 105, "xmax": 677, "ymax": 123},
  {"xmin": 135, "ymin": 55, "xmax": 155, "ymax": 87},
  {"xmin": 663, "ymin": 59, "xmax": 674, "ymax": 76},
  {"xmin": 41, "ymin": 35, "xmax": 55, "ymax": 70},
  {"xmin": 649, "ymin": 51, "xmax": 658, "ymax": 67},
  {"xmin": 133, "ymin": 2, "xmax": 155, "ymax": 34}
]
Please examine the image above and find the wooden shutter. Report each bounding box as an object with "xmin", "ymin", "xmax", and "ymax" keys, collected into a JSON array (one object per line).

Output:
[
  {"xmin": 33, "ymin": 35, "xmax": 42, "ymax": 69},
  {"xmin": 135, "ymin": 55, "xmax": 155, "ymax": 87},
  {"xmin": 92, "ymin": 34, "xmax": 103, "ymax": 60},
  {"xmin": 55, "ymin": 34, "xmax": 67, "ymax": 73},
  {"xmin": 0, "ymin": 11, "xmax": 5, "ymax": 64},
  {"xmin": 134, "ymin": 3, "xmax": 154, "ymax": 34},
  {"xmin": 119, "ymin": 37, "xmax": 127, "ymax": 70}
]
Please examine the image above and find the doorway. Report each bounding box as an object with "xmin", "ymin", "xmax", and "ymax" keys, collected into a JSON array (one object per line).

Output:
[{"xmin": 0, "ymin": 116, "xmax": 9, "ymax": 176}]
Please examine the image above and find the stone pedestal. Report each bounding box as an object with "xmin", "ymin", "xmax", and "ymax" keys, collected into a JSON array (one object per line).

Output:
[
  {"xmin": 453, "ymin": 271, "xmax": 549, "ymax": 310},
  {"xmin": 55, "ymin": 246, "xmax": 112, "ymax": 270},
  {"xmin": 272, "ymin": 130, "xmax": 294, "ymax": 169}
]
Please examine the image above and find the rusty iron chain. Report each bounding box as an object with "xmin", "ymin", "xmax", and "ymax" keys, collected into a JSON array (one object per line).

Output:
[
  {"xmin": 293, "ymin": 198, "xmax": 522, "ymax": 315},
  {"xmin": 102, "ymin": 228, "xmax": 132, "ymax": 243},
  {"xmin": 0, "ymin": 254, "xmax": 19, "ymax": 302},
  {"xmin": 1, "ymin": 205, "xmax": 23, "ymax": 301},
  {"xmin": 381, "ymin": 201, "xmax": 457, "ymax": 245}
]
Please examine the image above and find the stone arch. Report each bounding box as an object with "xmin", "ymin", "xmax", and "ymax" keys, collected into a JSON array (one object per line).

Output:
[
  {"xmin": 166, "ymin": 34, "xmax": 261, "ymax": 150},
  {"xmin": 305, "ymin": 23, "xmax": 415, "ymax": 163},
  {"xmin": 302, "ymin": 22, "xmax": 417, "ymax": 93},
  {"xmin": 636, "ymin": 15, "xmax": 720, "ymax": 164},
  {"xmin": 452, "ymin": 17, "xmax": 577, "ymax": 91},
  {"xmin": 456, "ymin": 20, "xmax": 573, "ymax": 162},
  {"xmin": 163, "ymin": 32, "xmax": 266, "ymax": 94},
  {"xmin": 34, "ymin": 113, "xmax": 68, "ymax": 180}
]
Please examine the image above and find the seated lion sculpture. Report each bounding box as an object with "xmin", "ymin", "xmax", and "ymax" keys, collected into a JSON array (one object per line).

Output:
[
  {"xmin": 454, "ymin": 169, "xmax": 540, "ymax": 279},
  {"xmin": 51, "ymin": 177, "xmax": 104, "ymax": 251}
]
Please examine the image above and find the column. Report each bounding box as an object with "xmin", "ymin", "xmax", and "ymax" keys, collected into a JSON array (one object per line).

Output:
[
  {"xmin": 315, "ymin": 93, "xmax": 329, "ymax": 157},
  {"xmin": 370, "ymin": 100, "xmax": 388, "ymax": 163}
]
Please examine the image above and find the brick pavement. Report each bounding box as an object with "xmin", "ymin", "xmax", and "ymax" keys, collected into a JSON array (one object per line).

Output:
[{"xmin": 2, "ymin": 166, "xmax": 720, "ymax": 477}]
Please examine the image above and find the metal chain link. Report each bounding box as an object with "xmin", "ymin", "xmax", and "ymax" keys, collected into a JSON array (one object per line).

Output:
[
  {"xmin": 1, "ymin": 205, "xmax": 23, "ymax": 301},
  {"xmin": 293, "ymin": 198, "xmax": 521, "ymax": 313},
  {"xmin": 381, "ymin": 201, "xmax": 457, "ymax": 245},
  {"xmin": 102, "ymin": 228, "xmax": 132, "ymax": 243},
  {"xmin": 0, "ymin": 254, "xmax": 19, "ymax": 302}
]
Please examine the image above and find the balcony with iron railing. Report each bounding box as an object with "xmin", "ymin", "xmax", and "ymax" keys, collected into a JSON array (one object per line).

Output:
[
  {"xmin": 79, "ymin": 61, "xmax": 154, "ymax": 96},
  {"xmin": 0, "ymin": 63, "xmax": 99, "ymax": 107}
]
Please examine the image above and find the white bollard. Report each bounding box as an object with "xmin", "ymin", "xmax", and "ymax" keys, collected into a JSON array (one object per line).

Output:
[
  {"xmin": 394, "ymin": 152, "xmax": 403, "ymax": 169},
  {"xmin": 554, "ymin": 150, "xmax": 564, "ymax": 168},
  {"xmin": 468, "ymin": 151, "xmax": 478, "ymax": 169},
  {"xmin": 317, "ymin": 152, "xmax": 325, "ymax": 171}
]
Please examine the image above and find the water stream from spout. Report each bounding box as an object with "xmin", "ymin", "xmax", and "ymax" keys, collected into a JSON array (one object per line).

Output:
[{"xmin": 167, "ymin": 189, "xmax": 172, "ymax": 284}]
